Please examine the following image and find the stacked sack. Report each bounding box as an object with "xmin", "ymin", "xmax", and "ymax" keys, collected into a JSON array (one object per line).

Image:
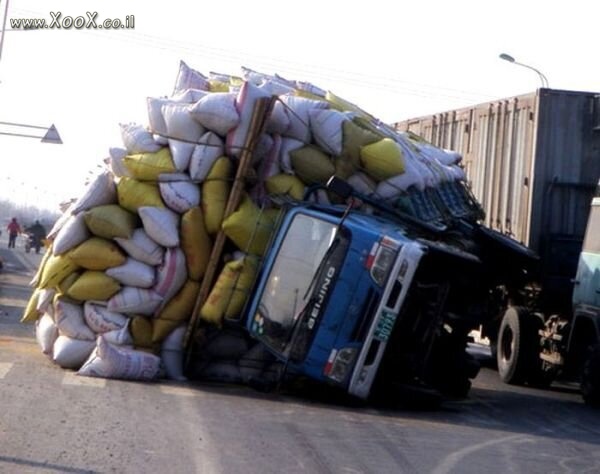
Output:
[{"xmin": 22, "ymin": 60, "xmax": 468, "ymax": 384}]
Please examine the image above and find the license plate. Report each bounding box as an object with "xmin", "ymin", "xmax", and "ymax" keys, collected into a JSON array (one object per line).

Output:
[{"xmin": 374, "ymin": 309, "xmax": 397, "ymax": 342}]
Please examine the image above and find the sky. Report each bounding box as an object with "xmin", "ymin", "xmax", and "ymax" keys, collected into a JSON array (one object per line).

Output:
[{"xmin": 1, "ymin": 0, "xmax": 599, "ymax": 212}]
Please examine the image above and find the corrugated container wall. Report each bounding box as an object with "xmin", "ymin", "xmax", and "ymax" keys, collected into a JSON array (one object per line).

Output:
[{"xmin": 395, "ymin": 89, "xmax": 600, "ymax": 304}]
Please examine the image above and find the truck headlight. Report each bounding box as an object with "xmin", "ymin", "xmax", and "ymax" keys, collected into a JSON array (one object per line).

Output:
[
  {"xmin": 369, "ymin": 239, "xmax": 400, "ymax": 286},
  {"xmin": 324, "ymin": 347, "xmax": 358, "ymax": 383}
]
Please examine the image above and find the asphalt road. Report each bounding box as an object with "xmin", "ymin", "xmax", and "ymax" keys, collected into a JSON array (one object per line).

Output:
[{"xmin": 1, "ymin": 239, "xmax": 600, "ymax": 473}]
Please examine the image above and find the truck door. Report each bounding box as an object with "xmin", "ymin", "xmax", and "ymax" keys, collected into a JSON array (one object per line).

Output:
[{"xmin": 572, "ymin": 197, "xmax": 600, "ymax": 309}]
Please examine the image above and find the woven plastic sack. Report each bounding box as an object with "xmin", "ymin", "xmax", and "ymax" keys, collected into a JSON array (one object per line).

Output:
[
  {"xmin": 309, "ymin": 108, "xmax": 349, "ymax": 156},
  {"xmin": 67, "ymin": 271, "xmax": 121, "ymax": 302},
  {"xmin": 153, "ymin": 279, "xmax": 200, "ymax": 344},
  {"xmin": 202, "ymin": 156, "xmax": 232, "ymax": 235},
  {"xmin": 360, "ymin": 138, "xmax": 406, "ymax": 181},
  {"xmin": 53, "ymin": 336, "xmax": 95, "ymax": 370},
  {"xmin": 84, "ymin": 205, "xmax": 137, "ymax": 240},
  {"xmin": 159, "ymin": 179, "xmax": 200, "ymax": 214},
  {"xmin": 278, "ymin": 138, "xmax": 304, "ymax": 174},
  {"xmin": 54, "ymin": 297, "xmax": 95, "ymax": 341},
  {"xmin": 200, "ymin": 256, "xmax": 258, "ymax": 326},
  {"xmin": 153, "ymin": 247, "xmax": 187, "ymax": 305},
  {"xmin": 79, "ymin": 335, "xmax": 161, "ymax": 380},
  {"xmin": 138, "ymin": 206, "xmax": 180, "ymax": 248},
  {"xmin": 51, "ymin": 212, "xmax": 90, "ymax": 256},
  {"xmin": 162, "ymin": 102, "xmax": 205, "ymax": 143},
  {"xmin": 105, "ymin": 257, "xmax": 156, "ymax": 288},
  {"xmin": 38, "ymin": 253, "xmax": 79, "ymax": 289},
  {"xmin": 21, "ymin": 289, "xmax": 41, "ymax": 323},
  {"xmin": 180, "ymin": 207, "xmax": 212, "ymax": 281},
  {"xmin": 226, "ymin": 81, "xmax": 272, "ymax": 158},
  {"xmin": 172, "ymin": 60, "xmax": 210, "ymax": 95},
  {"xmin": 189, "ymin": 92, "xmax": 239, "ymax": 137},
  {"xmin": 107, "ymin": 287, "xmax": 163, "ymax": 316},
  {"xmin": 161, "ymin": 325, "xmax": 187, "ymax": 381},
  {"xmin": 114, "ymin": 228, "xmax": 164, "ymax": 266},
  {"xmin": 265, "ymin": 174, "xmax": 305, "ymax": 201},
  {"xmin": 117, "ymin": 178, "xmax": 165, "ymax": 213},
  {"xmin": 290, "ymin": 145, "xmax": 335, "ymax": 185},
  {"xmin": 71, "ymin": 171, "xmax": 118, "ymax": 214},
  {"xmin": 279, "ymin": 95, "xmax": 329, "ymax": 143},
  {"xmin": 36, "ymin": 313, "xmax": 58, "ymax": 355},
  {"xmin": 222, "ymin": 196, "xmax": 276, "ymax": 256},
  {"xmin": 108, "ymin": 147, "xmax": 131, "ymax": 178},
  {"xmin": 68, "ymin": 237, "xmax": 126, "ymax": 270},
  {"xmin": 123, "ymin": 147, "xmax": 176, "ymax": 181},
  {"xmin": 83, "ymin": 302, "xmax": 129, "ymax": 334},
  {"xmin": 120, "ymin": 123, "xmax": 161, "ymax": 154},
  {"xmin": 130, "ymin": 316, "xmax": 154, "ymax": 350},
  {"xmin": 189, "ymin": 132, "xmax": 224, "ymax": 181}
]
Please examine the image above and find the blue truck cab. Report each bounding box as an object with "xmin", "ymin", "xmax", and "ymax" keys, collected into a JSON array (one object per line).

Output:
[{"xmin": 244, "ymin": 193, "xmax": 488, "ymax": 400}]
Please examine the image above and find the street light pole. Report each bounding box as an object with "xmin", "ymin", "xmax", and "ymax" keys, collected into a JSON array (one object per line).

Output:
[{"xmin": 499, "ymin": 53, "xmax": 549, "ymax": 89}]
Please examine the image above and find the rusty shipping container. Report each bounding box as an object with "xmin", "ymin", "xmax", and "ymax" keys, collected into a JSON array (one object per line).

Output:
[{"xmin": 395, "ymin": 88, "xmax": 600, "ymax": 309}]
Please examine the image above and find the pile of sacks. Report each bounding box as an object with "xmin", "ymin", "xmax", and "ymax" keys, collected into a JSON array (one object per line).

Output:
[{"xmin": 21, "ymin": 61, "xmax": 466, "ymax": 384}]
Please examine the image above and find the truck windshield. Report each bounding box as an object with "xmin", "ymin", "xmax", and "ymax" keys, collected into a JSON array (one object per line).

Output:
[{"xmin": 254, "ymin": 213, "xmax": 338, "ymax": 353}]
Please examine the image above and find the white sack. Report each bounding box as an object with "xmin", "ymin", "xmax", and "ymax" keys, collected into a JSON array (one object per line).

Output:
[
  {"xmin": 36, "ymin": 313, "xmax": 58, "ymax": 356},
  {"xmin": 107, "ymin": 287, "xmax": 163, "ymax": 315},
  {"xmin": 309, "ymin": 108, "xmax": 349, "ymax": 156},
  {"xmin": 161, "ymin": 325, "xmax": 187, "ymax": 381},
  {"xmin": 52, "ymin": 212, "xmax": 90, "ymax": 256},
  {"xmin": 79, "ymin": 336, "xmax": 161, "ymax": 381},
  {"xmin": 162, "ymin": 102, "xmax": 205, "ymax": 143},
  {"xmin": 153, "ymin": 247, "xmax": 187, "ymax": 304},
  {"xmin": 120, "ymin": 123, "xmax": 161, "ymax": 154},
  {"xmin": 159, "ymin": 179, "xmax": 200, "ymax": 214},
  {"xmin": 114, "ymin": 228, "xmax": 165, "ymax": 266},
  {"xmin": 189, "ymin": 92, "xmax": 239, "ymax": 137},
  {"xmin": 189, "ymin": 132, "xmax": 224, "ymax": 181},
  {"xmin": 279, "ymin": 95, "xmax": 329, "ymax": 143},
  {"xmin": 105, "ymin": 257, "xmax": 156, "ymax": 288},
  {"xmin": 54, "ymin": 299, "xmax": 95, "ymax": 341},
  {"xmin": 71, "ymin": 171, "xmax": 117, "ymax": 214},
  {"xmin": 84, "ymin": 301, "xmax": 129, "ymax": 333},
  {"xmin": 138, "ymin": 206, "xmax": 180, "ymax": 248},
  {"xmin": 53, "ymin": 335, "xmax": 95, "ymax": 370}
]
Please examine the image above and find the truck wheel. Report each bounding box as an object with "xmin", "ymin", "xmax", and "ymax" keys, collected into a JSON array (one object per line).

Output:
[
  {"xmin": 497, "ymin": 307, "xmax": 544, "ymax": 385},
  {"xmin": 581, "ymin": 344, "xmax": 600, "ymax": 407}
]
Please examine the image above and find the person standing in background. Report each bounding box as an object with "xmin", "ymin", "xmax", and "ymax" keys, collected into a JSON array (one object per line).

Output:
[{"xmin": 6, "ymin": 217, "xmax": 21, "ymax": 249}]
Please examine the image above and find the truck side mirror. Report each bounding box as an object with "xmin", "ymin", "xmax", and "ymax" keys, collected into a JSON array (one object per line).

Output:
[{"xmin": 326, "ymin": 176, "xmax": 353, "ymax": 200}]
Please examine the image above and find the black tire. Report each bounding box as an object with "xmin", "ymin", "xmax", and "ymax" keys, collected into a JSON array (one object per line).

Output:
[
  {"xmin": 497, "ymin": 306, "xmax": 546, "ymax": 385},
  {"xmin": 581, "ymin": 344, "xmax": 600, "ymax": 406}
]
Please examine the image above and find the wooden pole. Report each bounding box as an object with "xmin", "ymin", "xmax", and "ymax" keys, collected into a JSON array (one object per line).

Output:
[{"xmin": 183, "ymin": 95, "xmax": 275, "ymax": 363}]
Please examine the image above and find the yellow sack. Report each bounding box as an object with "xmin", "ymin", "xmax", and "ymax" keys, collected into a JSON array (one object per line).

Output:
[
  {"xmin": 338, "ymin": 119, "xmax": 382, "ymax": 176},
  {"xmin": 38, "ymin": 253, "xmax": 79, "ymax": 289},
  {"xmin": 123, "ymin": 147, "xmax": 176, "ymax": 181},
  {"xmin": 290, "ymin": 146, "xmax": 335, "ymax": 186},
  {"xmin": 131, "ymin": 316, "xmax": 155, "ymax": 351},
  {"xmin": 360, "ymin": 138, "xmax": 406, "ymax": 181},
  {"xmin": 30, "ymin": 246, "xmax": 52, "ymax": 287},
  {"xmin": 200, "ymin": 257, "xmax": 258, "ymax": 326},
  {"xmin": 21, "ymin": 289, "xmax": 40, "ymax": 323},
  {"xmin": 68, "ymin": 237, "xmax": 126, "ymax": 270},
  {"xmin": 222, "ymin": 195, "xmax": 275, "ymax": 256},
  {"xmin": 181, "ymin": 207, "xmax": 212, "ymax": 281},
  {"xmin": 56, "ymin": 271, "xmax": 81, "ymax": 295},
  {"xmin": 209, "ymin": 80, "xmax": 229, "ymax": 93},
  {"xmin": 84, "ymin": 205, "xmax": 137, "ymax": 239},
  {"xmin": 265, "ymin": 174, "xmax": 305, "ymax": 200},
  {"xmin": 66, "ymin": 271, "xmax": 121, "ymax": 301},
  {"xmin": 153, "ymin": 279, "xmax": 200, "ymax": 344},
  {"xmin": 326, "ymin": 90, "xmax": 371, "ymax": 119},
  {"xmin": 202, "ymin": 156, "xmax": 232, "ymax": 234},
  {"xmin": 117, "ymin": 178, "xmax": 164, "ymax": 213}
]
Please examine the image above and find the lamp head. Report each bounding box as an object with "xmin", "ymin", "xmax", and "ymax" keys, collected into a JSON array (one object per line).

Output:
[{"xmin": 499, "ymin": 53, "xmax": 515, "ymax": 63}]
